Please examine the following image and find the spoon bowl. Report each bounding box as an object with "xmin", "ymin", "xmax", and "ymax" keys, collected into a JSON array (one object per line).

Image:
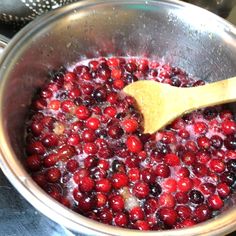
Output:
[{"xmin": 124, "ymin": 77, "xmax": 236, "ymax": 133}]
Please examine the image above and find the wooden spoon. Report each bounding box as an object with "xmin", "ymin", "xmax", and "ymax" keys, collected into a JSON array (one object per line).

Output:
[{"xmin": 123, "ymin": 77, "xmax": 236, "ymax": 134}]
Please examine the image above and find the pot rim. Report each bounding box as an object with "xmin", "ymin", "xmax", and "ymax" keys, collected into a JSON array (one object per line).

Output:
[{"xmin": 0, "ymin": 0, "xmax": 236, "ymax": 235}]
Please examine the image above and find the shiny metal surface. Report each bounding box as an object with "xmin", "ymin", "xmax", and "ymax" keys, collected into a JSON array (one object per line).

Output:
[{"xmin": 0, "ymin": 0, "xmax": 236, "ymax": 235}]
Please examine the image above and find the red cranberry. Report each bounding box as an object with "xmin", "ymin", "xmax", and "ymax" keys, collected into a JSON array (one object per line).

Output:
[
  {"xmin": 222, "ymin": 119, "xmax": 236, "ymax": 135},
  {"xmin": 159, "ymin": 207, "xmax": 177, "ymax": 226},
  {"xmin": 164, "ymin": 153, "xmax": 180, "ymax": 166},
  {"xmin": 46, "ymin": 168, "xmax": 61, "ymax": 183},
  {"xmin": 43, "ymin": 153, "xmax": 58, "ymax": 168},
  {"xmin": 210, "ymin": 135, "xmax": 223, "ymax": 149},
  {"xmin": 208, "ymin": 194, "xmax": 223, "ymax": 210},
  {"xmin": 194, "ymin": 121, "xmax": 208, "ymax": 134},
  {"xmin": 75, "ymin": 105, "xmax": 91, "ymax": 120},
  {"xmin": 193, "ymin": 163, "xmax": 208, "ymax": 177},
  {"xmin": 86, "ymin": 117, "xmax": 100, "ymax": 130},
  {"xmin": 114, "ymin": 213, "xmax": 128, "ymax": 227},
  {"xmin": 129, "ymin": 206, "xmax": 145, "ymax": 221},
  {"xmin": 122, "ymin": 118, "xmax": 138, "ymax": 133},
  {"xmin": 78, "ymin": 194, "xmax": 97, "ymax": 213},
  {"xmin": 109, "ymin": 195, "xmax": 125, "ymax": 212},
  {"xmin": 93, "ymin": 87, "xmax": 107, "ymax": 102},
  {"xmin": 217, "ymin": 182, "xmax": 231, "ymax": 198},
  {"xmin": 220, "ymin": 171, "xmax": 236, "ymax": 185},
  {"xmin": 154, "ymin": 164, "xmax": 170, "ymax": 178},
  {"xmin": 30, "ymin": 121, "xmax": 44, "ymax": 136},
  {"xmin": 176, "ymin": 205, "xmax": 191, "ymax": 220},
  {"xmin": 176, "ymin": 167, "xmax": 190, "ymax": 178},
  {"xmin": 181, "ymin": 151, "xmax": 196, "ymax": 165},
  {"xmin": 197, "ymin": 136, "xmax": 211, "ymax": 149},
  {"xmin": 128, "ymin": 168, "xmax": 140, "ymax": 182},
  {"xmin": 95, "ymin": 178, "xmax": 111, "ymax": 193},
  {"xmin": 126, "ymin": 135, "xmax": 143, "ymax": 153},
  {"xmin": 175, "ymin": 192, "xmax": 189, "ymax": 204},
  {"xmin": 66, "ymin": 159, "xmax": 79, "ymax": 173},
  {"xmin": 144, "ymin": 198, "xmax": 159, "ymax": 214},
  {"xmin": 177, "ymin": 178, "xmax": 193, "ymax": 192},
  {"xmin": 162, "ymin": 178, "xmax": 177, "ymax": 193},
  {"xmin": 58, "ymin": 145, "xmax": 76, "ymax": 161},
  {"xmin": 158, "ymin": 193, "xmax": 176, "ymax": 208},
  {"xmin": 83, "ymin": 142, "xmax": 98, "ymax": 154},
  {"xmin": 193, "ymin": 204, "xmax": 211, "ymax": 223},
  {"xmin": 134, "ymin": 220, "xmax": 150, "ymax": 230},
  {"xmin": 209, "ymin": 159, "xmax": 225, "ymax": 173},
  {"xmin": 199, "ymin": 183, "xmax": 216, "ymax": 196},
  {"xmin": 73, "ymin": 168, "xmax": 89, "ymax": 184},
  {"xmin": 79, "ymin": 176, "xmax": 95, "ymax": 192},
  {"xmin": 42, "ymin": 134, "xmax": 58, "ymax": 147},
  {"xmin": 112, "ymin": 160, "xmax": 126, "ymax": 173},
  {"xmin": 112, "ymin": 172, "xmax": 128, "ymax": 189},
  {"xmin": 133, "ymin": 181, "xmax": 150, "ymax": 199}
]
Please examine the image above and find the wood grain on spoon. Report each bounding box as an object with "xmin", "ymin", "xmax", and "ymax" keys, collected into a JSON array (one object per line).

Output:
[{"xmin": 123, "ymin": 77, "xmax": 236, "ymax": 134}]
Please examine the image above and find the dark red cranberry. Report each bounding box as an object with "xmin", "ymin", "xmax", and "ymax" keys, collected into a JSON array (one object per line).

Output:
[
  {"xmin": 108, "ymin": 125, "xmax": 124, "ymax": 139},
  {"xmin": 210, "ymin": 135, "xmax": 223, "ymax": 149},
  {"xmin": 78, "ymin": 194, "xmax": 97, "ymax": 213},
  {"xmin": 227, "ymin": 159, "xmax": 236, "ymax": 171},
  {"xmin": 224, "ymin": 134, "xmax": 236, "ymax": 150},
  {"xmin": 140, "ymin": 169, "xmax": 155, "ymax": 184},
  {"xmin": 57, "ymin": 145, "xmax": 76, "ymax": 161},
  {"xmin": 75, "ymin": 105, "xmax": 91, "ymax": 120},
  {"xmin": 125, "ymin": 74, "xmax": 138, "ymax": 84},
  {"xmin": 26, "ymin": 154, "xmax": 41, "ymax": 171},
  {"xmin": 43, "ymin": 153, "xmax": 58, "ymax": 168},
  {"xmin": 83, "ymin": 142, "xmax": 98, "ymax": 155},
  {"xmin": 203, "ymin": 107, "xmax": 217, "ymax": 120},
  {"xmin": 193, "ymin": 163, "xmax": 208, "ymax": 177},
  {"xmin": 30, "ymin": 121, "xmax": 44, "ymax": 136},
  {"xmin": 220, "ymin": 171, "xmax": 236, "ymax": 185},
  {"xmin": 125, "ymin": 62, "xmax": 137, "ymax": 73},
  {"xmin": 27, "ymin": 141, "xmax": 46, "ymax": 155},
  {"xmin": 82, "ymin": 129, "xmax": 96, "ymax": 142},
  {"xmin": 209, "ymin": 159, "xmax": 225, "ymax": 173},
  {"xmin": 144, "ymin": 198, "xmax": 158, "ymax": 214},
  {"xmin": 134, "ymin": 220, "xmax": 150, "ymax": 230},
  {"xmin": 42, "ymin": 134, "xmax": 58, "ymax": 147},
  {"xmin": 189, "ymin": 190, "xmax": 204, "ymax": 204},
  {"xmin": 97, "ymin": 67, "xmax": 111, "ymax": 81},
  {"xmin": 95, "ymin": 178, "xmax": 111, "ymax": 193},
  {"xmin": 112, "ymin": 160, "xmax": 126, "ymax": 173},
  {"xmin": 181, "ymin": 151, "xmax": 196, "ymax": 165},
  {"xmin": 175, "ymin": 192, "xmax": 189, "ymax": 204},
  {"xmin": 164, "ymin": 153, "xmax": 180, "ymax": 166},
  {"xmin": 93, "ymin": 87, "xmax": 107, "ymax": 102}
]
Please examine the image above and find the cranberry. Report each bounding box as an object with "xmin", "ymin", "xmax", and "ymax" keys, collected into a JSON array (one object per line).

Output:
[
  {"xmin": 197, "ymin": 136, "xmax": 211, "ymax": 149},
  {"xmin": 159, "ymin": 207, "xmax": 177, "ymax": 226},
  {"xmin": 26, "ymin": 154, "xmax": 41, "ymax": 171},
  {"xmin": 177, "ymin": 178, "xmax": 193, "ymax": 192},
  {"xmin": 193, "ymin": 163, "xmax": 208, "ymax": 177},
  {"xmin": 122, "ymin": 118, "xmax": 138, "ymax": 133},
  {"xmin": 217, "ymin": 182, "xmax": 230, "ymax": 198},
  {"xmin": 95, "ymin": 178, "xmax": 111, "ymax": 193},
  {"xmin": 175, "ymin": 192, "xmax": 189, "ymax": 204},
  {"xmin": 109, "ymin": 195, "xmax": 125, "ymax": 212},
  {"xmin": 194, "ymin": 121, "xmax": 208, "ymax": 134},
  {"xmin": 162, "ymin": 178, "xmax": 177, "ymax": 193},
  {"xmin": 210, "ymin": 135, "xmax": 223, "ymax": 149},
  {"xmin": 164, "ymin": 153, "xmax": 180, "ymax": 166},
  {"xmin": 208, "ymin": 194, "xmax": 223, "ymax": 210},
  {"xmin": 209, "ymin": 159, "xmax": 225, "ymax": 173},
  {"xmin": 58, "ymin": 145, "xmax": 76, "ymax": 161},
  {"xmin": 189, "ymin": 190, "xmax": 204, "ymax": 204},
  {"xmin": 108, "ymin": 125, "xmax": 124, "ymax": 139},
  {"xmin": 130, "ymin": 206, "xmax": 144, "ymax": 221},
  {"xmin": 133, "ymin": 181, "xmax": 150, "ymax": 199},
  {"xmin": 134, "ymin": 220, "xmax": 150, "ymax": 230},
  {"xmin": 154, "ymin": 164, "xmax": 170, "ymax": 178},
  {"xmin": 114, "ymin": 213, "xmax": 128, "ymax": 227},
  {"xmin": 199, "ymin": 183, "xmax": 216, "ymax": 196},
  {"xmin": 27, "ymin": 141, "xmax": 45, "ymax": 155},
  {"xmin": 75, "ymin": 105, "xmax": 91, "ymax": 120},
  {"xmin": 193, "ymin": 204, "xmax": 211, "ymax": 223},
  {"xmin": 66, "ymin": 159, "xmax": 79, "ymax": 173},
  {"xmin": 78, "ymin": 194, "xmax": 97, "ymax": 213},
  {"xmin": 86, "ymin": 117, "xmax": 100, "ymax": 130},
  {"xmin": 112, "ymin": 160, "xmax": 126, "ymax": 173},
  {"xmin": 93, "ymin": 87, "xmax": 107, "ymax": 102},
  {"xmin": 220, "ymin": 171, "xmax": 236, "ymax": 185},
  {"xmin": 128, "ymin": 168, "xmax": 140, "ymax": 182},
  {"xmin": 158, "ymin": 193, "xmax": 176, "ymax": 208},
  {"xmin": 112, "ymin": 172, "xmax": 128, "ymax": 189},
  {"xmin": 176, "ymin": 205, "xmax": 191, "ymax": 220},
  {"xmin": 144, "ymin": 198, "xmax": 159, "ymax": 214},
  {"xmin": 46, "ymin": 168, "xmax": 61, "ymax": 183},
  {"xmin": 126, "ymin": 135, "xmax": 143, "ymax": 153},
  {"xmin": 222, "ymin": 119, "xmax": 236, "ymax": 135},
  {"xmin": 181, "ymin": 151, "xmax": 196, "ymax": 165},
  {"xmin": 224, "ymin": 135, "xmax": 236, "ymax": 150},
  {"xmin": 43, "ymin": 153, "xmax": 58, "ymax": 168}
]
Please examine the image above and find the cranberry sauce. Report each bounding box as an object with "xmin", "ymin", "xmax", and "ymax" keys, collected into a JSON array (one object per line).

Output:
[{"xmin": 25, "ymin": 57, "xmax": 236, "ymax": 230}]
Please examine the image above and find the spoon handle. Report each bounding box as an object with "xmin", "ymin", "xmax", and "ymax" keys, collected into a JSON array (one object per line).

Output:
[{"xmin": 181, "ymin": 76, "xmax": 236, "ymax": 112}]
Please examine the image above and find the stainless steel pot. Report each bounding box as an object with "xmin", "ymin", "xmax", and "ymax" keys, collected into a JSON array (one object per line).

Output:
[{"xmin": 0, "ymin": 0, "xmax": 236, "ymax": 235}]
